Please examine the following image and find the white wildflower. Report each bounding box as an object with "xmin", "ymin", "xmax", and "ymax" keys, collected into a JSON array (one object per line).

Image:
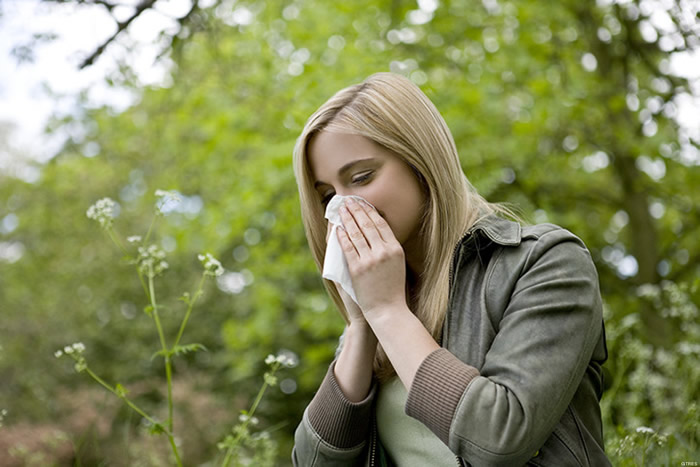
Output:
[
  {"xmin": 155, "ymin": 189, "xmax": 181, "ymax": 201},
  {"xmin": 127, "ymin": 235, "xmax": 142, "ymax": 244},
  {"xmin": 636, "ymin": 426, "xmax": 655, "ymax": 434},
  {"xmin": 155, "ymin": 189, "xmax": 182, "ymax": 213},
  {"xmin": 198, "ymin": 252, "xmax": 224, "ymax": 277},
  {"xmin": 137, "ymin": 244, "xmax": 169, "ymax": 277},
  {"xmin": 265, "ymin": 351, "xmax": 298, "ymax": 368},
  {"xmin": 86, "ymin": 198, "xmax": 117, "ymax": 229},
  {"xmin": 59, "ymin": 342, "xmax": 85, "ymax": 357},
  {"xmin": 238, "ymin": 413, "xmax": 259, "ymax": 425},
  {"xmin": 277, "ymin": 350, "xmax": 298, "ymax": 367}
]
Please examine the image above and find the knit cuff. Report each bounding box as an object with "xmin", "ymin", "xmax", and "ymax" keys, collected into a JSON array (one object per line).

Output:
[
  {"xmin": 405, "ymin": 348, "xmax": 479, "ymax": 444},
  {"xmin": 306, "ymin": 360, "xmax": 376, "ymax": 449}
]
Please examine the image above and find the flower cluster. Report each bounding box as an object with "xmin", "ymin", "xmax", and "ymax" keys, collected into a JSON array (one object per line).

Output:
[
  {"xmin": 198, "ymin": 253, "xmax": 224, "ymax": 277},
  {"xmin": 137, "ymin": 244, "xmax": 169, "ymax": 277},
  {"xmin": 55, "ymin": 342, "xmax": 86, "ymax": 358},
  {"xmin": 614, "ymin": 425, "xmax": 669, "ymax": 458},
  {"xmin": 55, "ymin": 342, "xmax": 87, "ymax": 373},
  {"xmin": 264, "ymin": 352, "xmax": 297, "ymax": 368},
  {"xmin": 636, "ymin": 426, "xmax": 655, "ymax": 435},
  {"xmin": 155, "ymin": 189, "xmax": 182, "ymax": 213},
  {"xmin": 238, "ymin": 413, "xmax": 259, "ymax": 425},
  {"xmin": 86, "ymin": 198, "xmax": 117, "ymax": 229}
]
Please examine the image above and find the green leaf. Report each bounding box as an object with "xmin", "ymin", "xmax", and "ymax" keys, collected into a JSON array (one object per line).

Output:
[
  {"xmin": 115, "ymin": 383, "xmax": 128, "ymax": 397},
  {"xmin": 150, "ymin": 349, "xmax": 167, "ymax": 361},
  {"xmin": 171, "ymin": 343, "xmax": 208, "ymax": 357},
  {"xmin": 148, "ymin": 422, "xmax": 165, "ymax": 436}
]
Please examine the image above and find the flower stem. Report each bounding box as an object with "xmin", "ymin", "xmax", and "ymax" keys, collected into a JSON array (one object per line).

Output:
[
  {"xmin": 221, "ymin": 363, "xmax": 280, "ymax": 467},
  {"xmin": 168, "ymin": 436, "xmax": 183, "ymax": 467},
  {"xmin": 143, "ymin": 214, "xmax": 158, "ymax": 245},
  {"xmin": 221, "ymin": 446, "xmax": 234, "ymax": 466},
  {"xmin": 107, "ymin": 227, "xmax": 129, "ymax": 257},
  {"xmin": 86, "ymin": 366, "xmax": 183, "ymax": 466},
  {"xmin": 148, "ymin": 270, "xmax": 176, "ymax": 438},
  {"xmin": 248, "ymin": 367, "xmax": 276, "ymax": 419},
  {"xmin": 173, "ymin": 273, "xmax": 207, "ymax": 349},
  {"xmin": 137, "ymin": 269, "xmax": 151, "ymax": 302},
  {"xmin": 148, "ymin": 273, "xmax": 169, "ymax": 352},
  {"xmin": 84, "ymin": 367, "xmax": 162, "ymax": 431}
]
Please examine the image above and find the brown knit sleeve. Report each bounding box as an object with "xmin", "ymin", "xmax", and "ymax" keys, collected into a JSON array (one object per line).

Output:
[
  {"xmin": 306, "ymin": 360, "xmax": 376, "ymax": 449},
  {"xmin": 405, "ymin": 348, "xmax": 480, "ymax": 444}
]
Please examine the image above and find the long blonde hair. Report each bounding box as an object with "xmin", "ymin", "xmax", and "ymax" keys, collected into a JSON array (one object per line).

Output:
[{"xmin": 293, "ymin": 72, "xmax": 505, "ymax": 381}]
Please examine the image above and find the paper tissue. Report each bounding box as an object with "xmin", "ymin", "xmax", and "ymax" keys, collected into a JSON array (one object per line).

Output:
[{"xmin": 322, "ymin": 195, "xmax": 376, "ymax": 305}]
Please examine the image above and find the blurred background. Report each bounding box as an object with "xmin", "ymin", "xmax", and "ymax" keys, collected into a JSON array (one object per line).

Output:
[{"xmin": 0, "ymin": 0, "xmax": 698, "ymax": 465}]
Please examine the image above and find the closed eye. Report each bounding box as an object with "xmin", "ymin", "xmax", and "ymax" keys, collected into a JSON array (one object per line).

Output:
[
  {"xmin": 319, "ymin": 171, "xmax": 373, "ymax": 207},
  {"xmin": 351, "ymin": 171, "xmax": 373, "ymax": 184},
  {"xmin": 321, "ymin": 191, "xmax": 335, "ymax": 207}
]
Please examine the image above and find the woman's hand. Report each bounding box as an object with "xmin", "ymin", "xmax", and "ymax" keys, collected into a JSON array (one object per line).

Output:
[
  {"xmin": 335, "ymin": 198, "xmax": 440, "ymax": 394},
  {"xmin": 326, "ymin": 222, "xmax": 366, "ymax": 325},
  {"xmin": 336, "ymin": 197, "xmax": 407, "ymax": 318}
]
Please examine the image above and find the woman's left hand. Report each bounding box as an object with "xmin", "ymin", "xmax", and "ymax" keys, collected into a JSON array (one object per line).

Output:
[{"xmin": 336, "ymin": 197, "xmax": 407, "ymax": 318}]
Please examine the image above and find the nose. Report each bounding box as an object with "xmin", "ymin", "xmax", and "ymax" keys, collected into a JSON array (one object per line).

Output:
[{"xmin": 332, "ymin": 192, "xmax": 385, "ymax": 218}]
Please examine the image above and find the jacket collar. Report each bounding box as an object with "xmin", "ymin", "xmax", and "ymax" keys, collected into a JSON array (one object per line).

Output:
[{"xmin": 462, "ymin": 215, "xmax": 522, "ymax": 247}]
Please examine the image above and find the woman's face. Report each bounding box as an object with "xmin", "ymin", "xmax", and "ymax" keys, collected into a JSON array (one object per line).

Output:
[{"xmin": 307, "ymin": 131, "xmax": 426, "ymax": 248}]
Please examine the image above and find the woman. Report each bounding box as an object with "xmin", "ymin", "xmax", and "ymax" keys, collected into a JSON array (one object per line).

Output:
[{"xmin": 291, "ymin": 72, "xmax": 609, "ymax": 466}]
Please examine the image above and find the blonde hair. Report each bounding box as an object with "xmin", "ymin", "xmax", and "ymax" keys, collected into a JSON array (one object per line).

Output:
[{"xmin": 293, "ymin": 72, "xmax": 509, "ymax": 381}]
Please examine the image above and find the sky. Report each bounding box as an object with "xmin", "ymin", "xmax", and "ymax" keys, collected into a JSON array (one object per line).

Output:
[
  {"xmin": 0, "ymin": 0, "xmax": 194, "ymax": 178},
  {"xmin": 0, "ymin": 0, "xmax": 698, "ymax": 182}
]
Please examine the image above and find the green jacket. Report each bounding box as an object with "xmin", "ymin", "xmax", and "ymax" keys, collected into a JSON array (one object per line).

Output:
[{"xmin": 292, "ymin": 216, "xmax": 610, "ymax": 466}]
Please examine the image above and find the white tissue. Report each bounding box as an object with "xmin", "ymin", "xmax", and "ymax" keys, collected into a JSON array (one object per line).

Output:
[{"xmin": 322, "ymin": 195, "xmax": 375, "ymax": 305}]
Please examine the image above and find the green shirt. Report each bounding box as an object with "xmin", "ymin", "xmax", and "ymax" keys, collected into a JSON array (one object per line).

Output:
[{"xmin": 376, "ymin": 377, "xmax": 457, "ymax": 466}]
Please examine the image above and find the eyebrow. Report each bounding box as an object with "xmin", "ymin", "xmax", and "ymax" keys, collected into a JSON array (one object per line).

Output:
[{"xmin": 313, "ymin": 158, "xmax": 376, "ymax": 189}]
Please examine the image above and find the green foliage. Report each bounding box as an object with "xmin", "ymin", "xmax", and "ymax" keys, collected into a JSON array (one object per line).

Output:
[
  {"xmin": 603, "ymin": 278, "xmax": 700, "ymax": 463},
  {"xmin": 51, "ymin": 195, "xmax": 292, "ymax": 465},
  {"xmin": 0, "ymin": 0, "xmax": 698, "ymax": 464}
]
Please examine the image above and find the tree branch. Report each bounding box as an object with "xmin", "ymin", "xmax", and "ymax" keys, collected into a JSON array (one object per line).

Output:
[
  {"xmin": 78, "ymin": 0, "xmax": 158, "ymax": 69},
  {"xmin": 154, "ymin": 0, "xmax": 203, "ymax": 63}
]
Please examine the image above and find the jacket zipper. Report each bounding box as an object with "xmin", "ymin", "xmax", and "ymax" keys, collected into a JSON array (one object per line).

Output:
[{"xmin": 369, "ymin": 417, "xmax": 377, "ymax": 467}]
